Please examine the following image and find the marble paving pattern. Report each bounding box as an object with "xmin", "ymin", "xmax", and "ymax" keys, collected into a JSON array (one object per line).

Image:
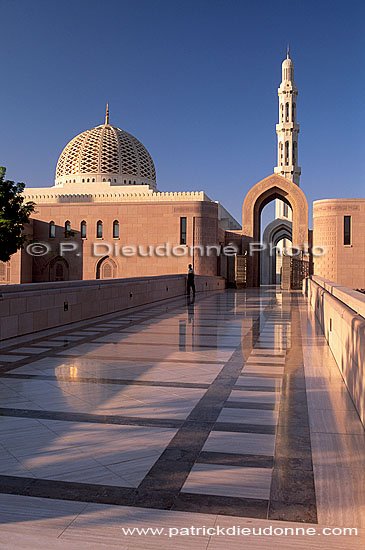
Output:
[{"xmin": 0, "ymin": 288, "xmax": 363, "ymax": 547}]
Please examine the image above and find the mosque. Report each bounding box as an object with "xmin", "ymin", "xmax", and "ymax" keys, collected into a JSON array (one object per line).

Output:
[{"xmin": 1, "ymin": 51, "xmax": 364, "ymax": 289}]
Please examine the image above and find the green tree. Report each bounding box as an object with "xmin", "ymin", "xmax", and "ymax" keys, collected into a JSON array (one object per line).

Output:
[{"xmin": 0, "ymin": 167, "xmax": 35, "ymax": 262}]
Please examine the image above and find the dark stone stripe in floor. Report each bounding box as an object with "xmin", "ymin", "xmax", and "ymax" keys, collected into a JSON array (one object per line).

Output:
[
  {"xmin": 0, "ymin": 373, "xmax": 210, "ymax": 390},
  {"xmin": 197, "ymin": 450, "xmax": 274, "ymax": 468},
  {"xmin": 224, "ymin": 401, "xmax": 276, "ymax": 411},
  {"xmin": 213, "ymin": 422, "xmax": 276, "ymax": 435},
  {"xmin": 0, "ymin": 475, "xmax": 269, "ymax": 519},
  {"xmin": 268, "ymin": 294, "xmax": 317, "ymax": 524},
  {"xmin": 173, "ymin": 492, "xmax": 269, "ymax": 519},
  {"xmin": 0, "ymin": 475, "xmax": 135, "ymax": 506},
  {"xmin": 0, "ymin": 407, "xmax": 183, "ymax": 429},
  {"xmin": 269, "ymin": 500, "xmax": 317, "ymax": 524},
  {"xmin": 275, "ymin": 456, "xmax": 313, "ymax": 471}
]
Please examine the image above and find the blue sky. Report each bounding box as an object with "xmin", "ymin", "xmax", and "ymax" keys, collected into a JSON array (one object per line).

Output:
[{"xmin": 1, "ymin": 0, "xmax": 364, "ymax": 227}]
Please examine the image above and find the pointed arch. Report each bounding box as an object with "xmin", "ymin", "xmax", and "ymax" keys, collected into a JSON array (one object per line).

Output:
[
  {"xmin": 242, "ymin": 174, "xmax": 308, "ymax": 286},
  {"xmin": 49, "ymin": 221, "xmax": 56, "ymax": 238},
  {"xmin": 261, "ymin": 218, "xmax": 293, "ymax": 285},
  {"xmin": 95, "ymin": 256, "xmax": 118, "ymax": 280},
  {"xmin": 96, "ymin": 220, "xmax": 103, "ymax": 238},
  {"xmin": 113, "ymin": 220, "xmax": 119, "ymax": 239},
  {"xmin": 46, "ymin": 256, "xmax": 70, "ymax": 282},
  {"xmin": 80, "ymin": 220, "xmax": 87, "ymax": 239}
]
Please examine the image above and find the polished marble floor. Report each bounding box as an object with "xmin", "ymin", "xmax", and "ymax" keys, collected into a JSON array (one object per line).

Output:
[{"xmin": 0, "ymin": 287, "xmax": 364, "ymax": 548}]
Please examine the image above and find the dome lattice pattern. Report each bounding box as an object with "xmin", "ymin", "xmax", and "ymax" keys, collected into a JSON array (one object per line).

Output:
[{"xmin": 56, "ymin": 124, "xmax": 156, "ymax": 185}]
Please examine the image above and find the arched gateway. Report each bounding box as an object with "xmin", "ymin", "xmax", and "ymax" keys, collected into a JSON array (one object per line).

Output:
[
  {"xmin": 261, "ymin": 218, "xmax": 292, "ymax": 285},
  {"xmin": 241, "ymin": 174, "xmax": 309, "ymax": 287}
]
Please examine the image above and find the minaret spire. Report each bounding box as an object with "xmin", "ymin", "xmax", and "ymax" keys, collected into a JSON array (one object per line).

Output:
[
  {"xmin": 105, "ymin": 103, "xmax": 109, "ymax": 125},
  {"xmin": 274, "ymin": 50, "xmax": 301, "ymax": 187}
]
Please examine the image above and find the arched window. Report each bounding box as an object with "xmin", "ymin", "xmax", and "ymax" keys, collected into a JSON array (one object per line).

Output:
[
  {"xmin": 285, "ymin": 102, "xmax": 289, "ymax": 122},
  {"xmin": 96, "ymin": 256, "xmax": 117, "ymax": 280},
  {"xmin": 113, "ymin": 220, "xmax": 119, "ymax": 239},
  {"xmin": 103, "ymin": 178, "xmax": 106, "ymax": 182},
  {"xmin": 65, "ymin": 220, "xmax": 71, "ymax": 232},
  {"xmin": 87, "ymin": 178, "xmax": 90, "ymax": 183},
  {"xmin": 80, "ymin": 220, "xmax": 87, "ymax": 239},
  {"xmin": 279, "ymin": 142, "xmax": 283, "ymax": 165},
  {"xmin": 97, "ymin": 220, "xmax": 103, "ymax": 238},
  {"xmin": 49, "ymin": 256, "xmax": 69, "ymax": 282},
  {"xmin": 292, "ymin": 103, "xmax": 296, "ymax": 122},
  {"xmin": 49, "ymin": 221, "xmax": 56, "ymax": 238},
  {"xmin": 92, "ymin": 178, "xmax": 95, "ymax": 182},
  {"xmin": 285, "ymin": 141, "xmax": 289, "ymax": 165},
  {"xmin": 292, "ymin": 142, "xmax": 297, "ymax": 165},
  {"xmin": 280, "ymin": 104, "xmax": 284, "ymax": 122}
]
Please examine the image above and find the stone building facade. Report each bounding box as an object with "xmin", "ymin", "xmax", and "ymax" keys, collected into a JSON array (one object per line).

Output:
[{"xmin": 1, "ymin": 110, "xmax": 240, "ymax": 284}]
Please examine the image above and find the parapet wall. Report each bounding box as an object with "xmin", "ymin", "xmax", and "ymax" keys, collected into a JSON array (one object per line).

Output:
[
  {"xmin": 303, "ymin": 275, "xmax": 365, "ymax": 426},
  {"xmin": 0, "ymin": 275, "xmax": 225, "ymax": 340},
  {"xmin": 23, "ymin": 189, "xmax": 211, "ymax": 204}
]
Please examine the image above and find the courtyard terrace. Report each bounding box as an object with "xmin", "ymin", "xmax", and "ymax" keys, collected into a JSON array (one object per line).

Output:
[{"xmin": 0, "ymin": 287, "xmax": 363, "ymax": 548}]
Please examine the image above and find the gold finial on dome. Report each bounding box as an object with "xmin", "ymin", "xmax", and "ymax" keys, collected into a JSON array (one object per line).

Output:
[
  {"xmin": 287, "ymin": 44, "xmax": 290, "ymax": 59},
  {"xmin": 105, "ymin": 103, "xmax": 109, "ymax": 125}
]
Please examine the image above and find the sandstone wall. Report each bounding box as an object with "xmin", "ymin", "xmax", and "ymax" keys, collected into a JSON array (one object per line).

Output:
[{"xmin": 0, "ymin": 275, "xmax": 225, "ymax": 340}]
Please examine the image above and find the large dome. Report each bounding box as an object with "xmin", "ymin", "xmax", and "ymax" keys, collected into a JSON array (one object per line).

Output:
[{"xmin": 55, "ymin": 113, "xmax": 156, "ymax": 189}]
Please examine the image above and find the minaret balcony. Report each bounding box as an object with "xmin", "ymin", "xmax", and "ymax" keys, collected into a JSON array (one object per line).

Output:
[
  {"xmin": 278, "ymin": 164, "xmax": 302, "ymax": 172},
  {"xmin": 276, "ymin": 123, "xmax": 300, "ymax": 132},
  {"xmin": 278, "ymin": 83, "xmax": 298, "ymax": 94}
]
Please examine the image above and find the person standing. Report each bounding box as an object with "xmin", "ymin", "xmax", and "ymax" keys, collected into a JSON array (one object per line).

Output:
[{"xmin": 187, "ymin": 264, "xmax": 196, "ymax": 297}]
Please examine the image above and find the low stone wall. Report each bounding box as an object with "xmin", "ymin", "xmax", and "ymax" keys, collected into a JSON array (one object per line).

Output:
[
  {"xmin": 303, "ymin": 275, "xmax": 365, "ymax": 426},
  {"xmin": 0, "ymin": 275, "xmax": 225, "ymax": 340}
]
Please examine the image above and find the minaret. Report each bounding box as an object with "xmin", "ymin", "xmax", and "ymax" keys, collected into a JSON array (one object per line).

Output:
[{"xmin": 274, "ymin": 47, "xmax": 301, "ymax": 219}]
